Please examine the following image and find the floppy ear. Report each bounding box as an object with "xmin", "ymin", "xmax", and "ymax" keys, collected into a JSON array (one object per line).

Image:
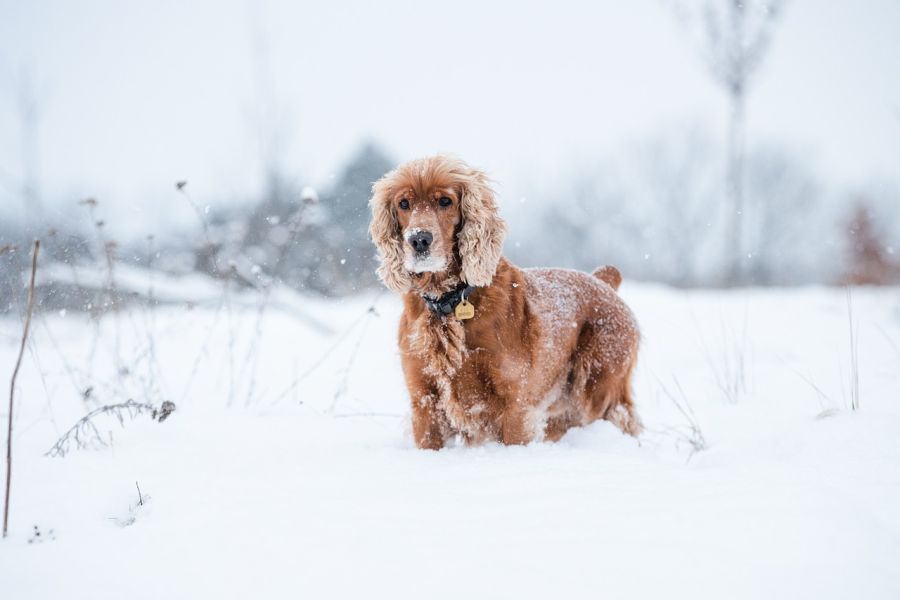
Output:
[
  {"xmin": 456, "ymin": 166, "xmax": 507, "ymax": 287},
  {"xmin": 369, "ymin": 175, "xmax": 412, "ymax": 293}
]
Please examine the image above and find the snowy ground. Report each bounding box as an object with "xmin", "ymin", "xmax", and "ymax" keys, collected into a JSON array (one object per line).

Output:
[{"xmin": 1, "ymin": 279, "xmax": 899, "ymax": 599}]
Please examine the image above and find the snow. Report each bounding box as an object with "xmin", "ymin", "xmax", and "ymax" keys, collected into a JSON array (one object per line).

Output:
[{"xmin": 1, "ymin": 281, "xmax": 899, "ymax": 599}]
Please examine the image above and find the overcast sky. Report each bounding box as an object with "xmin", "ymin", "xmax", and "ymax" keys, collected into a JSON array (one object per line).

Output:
[{"xmin": 1, "ymin": 0, "xmax": 898, "ymax": 236}]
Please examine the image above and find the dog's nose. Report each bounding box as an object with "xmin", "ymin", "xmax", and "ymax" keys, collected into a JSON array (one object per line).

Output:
[{"xmin": 408, "ymin": 231, "xmax": 433, "ymax": 254}]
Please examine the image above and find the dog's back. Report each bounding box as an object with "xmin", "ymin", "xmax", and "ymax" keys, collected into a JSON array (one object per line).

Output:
[{"xmin": 522, "ymin": 264, "xmax": 641, "ymax": 438}]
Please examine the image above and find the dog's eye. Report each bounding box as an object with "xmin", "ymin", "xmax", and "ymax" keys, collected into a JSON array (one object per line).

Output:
[
  {"xmin": 399, "ymin": 199, "xmax": 410, "ymax": 210},
  {"xmin": 438, "ymin": 197, "xmax": 452, "ymax": 208}
]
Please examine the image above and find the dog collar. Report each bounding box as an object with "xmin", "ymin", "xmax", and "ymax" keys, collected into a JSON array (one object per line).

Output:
[{"xmin": 422, "ymin": 283, "xmax": 475, "ymax": 318}]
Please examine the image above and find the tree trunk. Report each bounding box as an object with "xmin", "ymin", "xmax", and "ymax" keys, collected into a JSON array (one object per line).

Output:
[{"xmin": 726, "ymin": 89, "xmax": 746, "ymax": 285}]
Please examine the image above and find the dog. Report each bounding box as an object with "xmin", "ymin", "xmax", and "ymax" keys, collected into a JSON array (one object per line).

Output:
[{"xmin": 369, "ymin": 155, "xmax": 641, "ymax": 449}]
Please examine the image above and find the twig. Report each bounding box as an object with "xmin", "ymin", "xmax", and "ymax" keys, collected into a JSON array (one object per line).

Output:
[
  {"xmin": 847, "ymin": 287, "xmax": 859, "ymax": 411},
  {"xmin": 176, "ymin": 182, "xmax": 216, "ymax": 269},
  {"xmin": 875, "ymin": 325, "xmax": 900, "ymax": 361},
  {"xmin": 45, "ymin": 399, "xmax": 175, "ymax": 458},
  {"xmin": 329, "ymin": 306, "xmax": 378, "ymax": 413},
  {"xmin": 142, "ymin": 235, "xmax": 164, "ymax": 400},
  {"xmin": 784, "ymin": 363, "xmax": 832, "ymax": 412},
  {"xmin": 654, "ymin": 374, "xmax": 707, "ymax": 461},
  {"xmin": 177, "ymin": 182, "xmax": 238, "ymax": 406},
  {"xmin": 135, "ymin": 481, "xmax": 143, "ymax": 506},
  {"xmin": 4, "ymin": 239, "xmax": 39, "ymax": 539},
  {"xmin": 271, "ymin": 295, "xmax": 383, "ymax": 405},
  {"xmin": 240, "ymin": 202, "xmax": 313, "ymax": 407},
  {"xmin": 179, "ymin": 299, "xmax": 227, "ymax": 404},
  {"xmin": 691, "ymin": 305, "xmax": 748, "ymax": 404},
  {"xmin": 78, "ymin": 198, "xmax": 129, "ymax": 399}
]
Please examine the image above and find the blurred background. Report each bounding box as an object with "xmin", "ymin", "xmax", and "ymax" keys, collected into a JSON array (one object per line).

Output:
[{"xmin": 1, "ymin": 0, "xmax": 899, "ymax": 313}]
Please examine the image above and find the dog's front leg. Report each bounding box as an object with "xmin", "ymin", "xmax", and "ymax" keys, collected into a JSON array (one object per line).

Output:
[
  {"xmin": 401, "ymin": 351, "xmax": 447, "ymax": 450},
  {"xmin": 411, "ymin": 394, "xmax": 446, "ymax": 450},
  {"xmin": 501, "ymin": 397, "xmax": 533, "ymax": 446}
]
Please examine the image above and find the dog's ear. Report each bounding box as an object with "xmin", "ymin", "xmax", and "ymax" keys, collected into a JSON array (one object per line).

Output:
[
  {"xmin": 369, "ymin": 174, "xmax": 412, "ymax": 293},
  {"xmin": 456, "ymin": 165, "xmax": 507, "ymax": 287}
]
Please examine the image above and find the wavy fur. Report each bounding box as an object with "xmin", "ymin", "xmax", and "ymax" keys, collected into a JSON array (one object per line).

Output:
[
  {"xmin": 369, "ymin": 155, "xmax": 642, "ymax": 449},
  {"xmin": 369, "ymin": 155, "xmax": 506, "ymax": 291},
  {"xmin": 369, "ymin": 175, "xmax": 413, "ymax": 293}
]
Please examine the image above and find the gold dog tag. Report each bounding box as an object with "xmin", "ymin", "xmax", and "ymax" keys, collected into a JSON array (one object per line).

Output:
[{"xmin": 455, "ymin": 300, "xmax": 475, "ymax": 320}]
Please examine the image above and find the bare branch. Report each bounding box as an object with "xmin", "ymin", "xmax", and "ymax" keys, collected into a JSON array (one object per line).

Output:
[
  {"xmin": 45, "ymin": 399, "xmax": 175, "ymax": 458},
  {"xmin": 657, "ymin": 376, "xmax": 708, "ymax": 460},
  {"xmin": 4, "ymin": 240, "xmax": 39, "ymax": 538},
  {"xmin": 847, "ymin": 287, "xmax": 859, "ymax": 411}
]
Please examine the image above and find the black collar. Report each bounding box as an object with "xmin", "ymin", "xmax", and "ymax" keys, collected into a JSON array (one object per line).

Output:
[{"xmin": 422, "ymin": 282, "xmax": 475, "ymax": 318}]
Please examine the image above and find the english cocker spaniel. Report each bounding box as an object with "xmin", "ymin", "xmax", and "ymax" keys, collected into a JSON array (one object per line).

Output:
[{"xmin": 370, "ymin": 155, "xmax": 641, "ymax": 449}]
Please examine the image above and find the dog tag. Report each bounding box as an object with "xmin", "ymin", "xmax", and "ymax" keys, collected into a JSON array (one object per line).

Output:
[{"xmin": 455, "ymin": 300, "xmax": 475, "ymax": 320}]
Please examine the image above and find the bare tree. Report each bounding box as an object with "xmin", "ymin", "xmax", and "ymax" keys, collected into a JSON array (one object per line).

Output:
[
  {"xmin": 626, "ymin": 126, "xmax": 723, "ymax": 285},
  {"xmin": 15, "ymin": 67, "xmax": 45, "ymax": 230},
  {"xmin": 675, "ymin": 0, "xmax": 784, "ymax": 284},
  {"xmin": 524, "ymin": 125, "xmax": 723, "ymax": 286},
  {"xmin": 743, "ymin": 146, "xmax": 822, "ymax": 284},
  {"xmin": 244, "ymin": 5, "xmax": 294, "ymax": 209}
]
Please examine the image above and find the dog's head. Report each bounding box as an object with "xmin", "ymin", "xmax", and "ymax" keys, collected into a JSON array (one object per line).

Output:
[{"xmin": 369, "ymin": 155, "xmax": 506, "ymax": 293}]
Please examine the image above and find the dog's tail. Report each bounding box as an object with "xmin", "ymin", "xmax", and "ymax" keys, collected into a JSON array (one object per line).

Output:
[{"xmin": 592, "ymin": 265, "xmax": 622, "ymax": 291}]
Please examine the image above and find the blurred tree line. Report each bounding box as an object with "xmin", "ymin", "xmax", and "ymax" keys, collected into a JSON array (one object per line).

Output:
[
  {"xmin": 194, "ymin": 141, "xmax": 392, "ymax": 296},
  {"xmin": 1, "ymin": 133, "xmax": 899, "ymax": 316},
  {"xmin": 0, "ymin": 142, "xmax": 394, "ymax": 313},
  {"xmin": 514, "ymin": 124, "xmax": 900, "ymax": 287}
]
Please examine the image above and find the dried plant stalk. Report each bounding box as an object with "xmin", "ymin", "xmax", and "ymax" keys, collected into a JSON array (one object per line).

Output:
[{"xmin": 4, "ymin": 240, "xmax": 40, "ymax": 539}]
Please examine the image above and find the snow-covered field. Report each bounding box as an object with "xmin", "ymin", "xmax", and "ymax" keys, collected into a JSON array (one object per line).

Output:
[{"xmin": 1, "ymin": 280, "xmax": 899, "ymax": 599}]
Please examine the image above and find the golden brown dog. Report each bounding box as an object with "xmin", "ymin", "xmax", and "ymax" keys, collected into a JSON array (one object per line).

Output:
[{"xmin": 369, "ymin": 155, "xmax": 641, "ymax": 449}]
